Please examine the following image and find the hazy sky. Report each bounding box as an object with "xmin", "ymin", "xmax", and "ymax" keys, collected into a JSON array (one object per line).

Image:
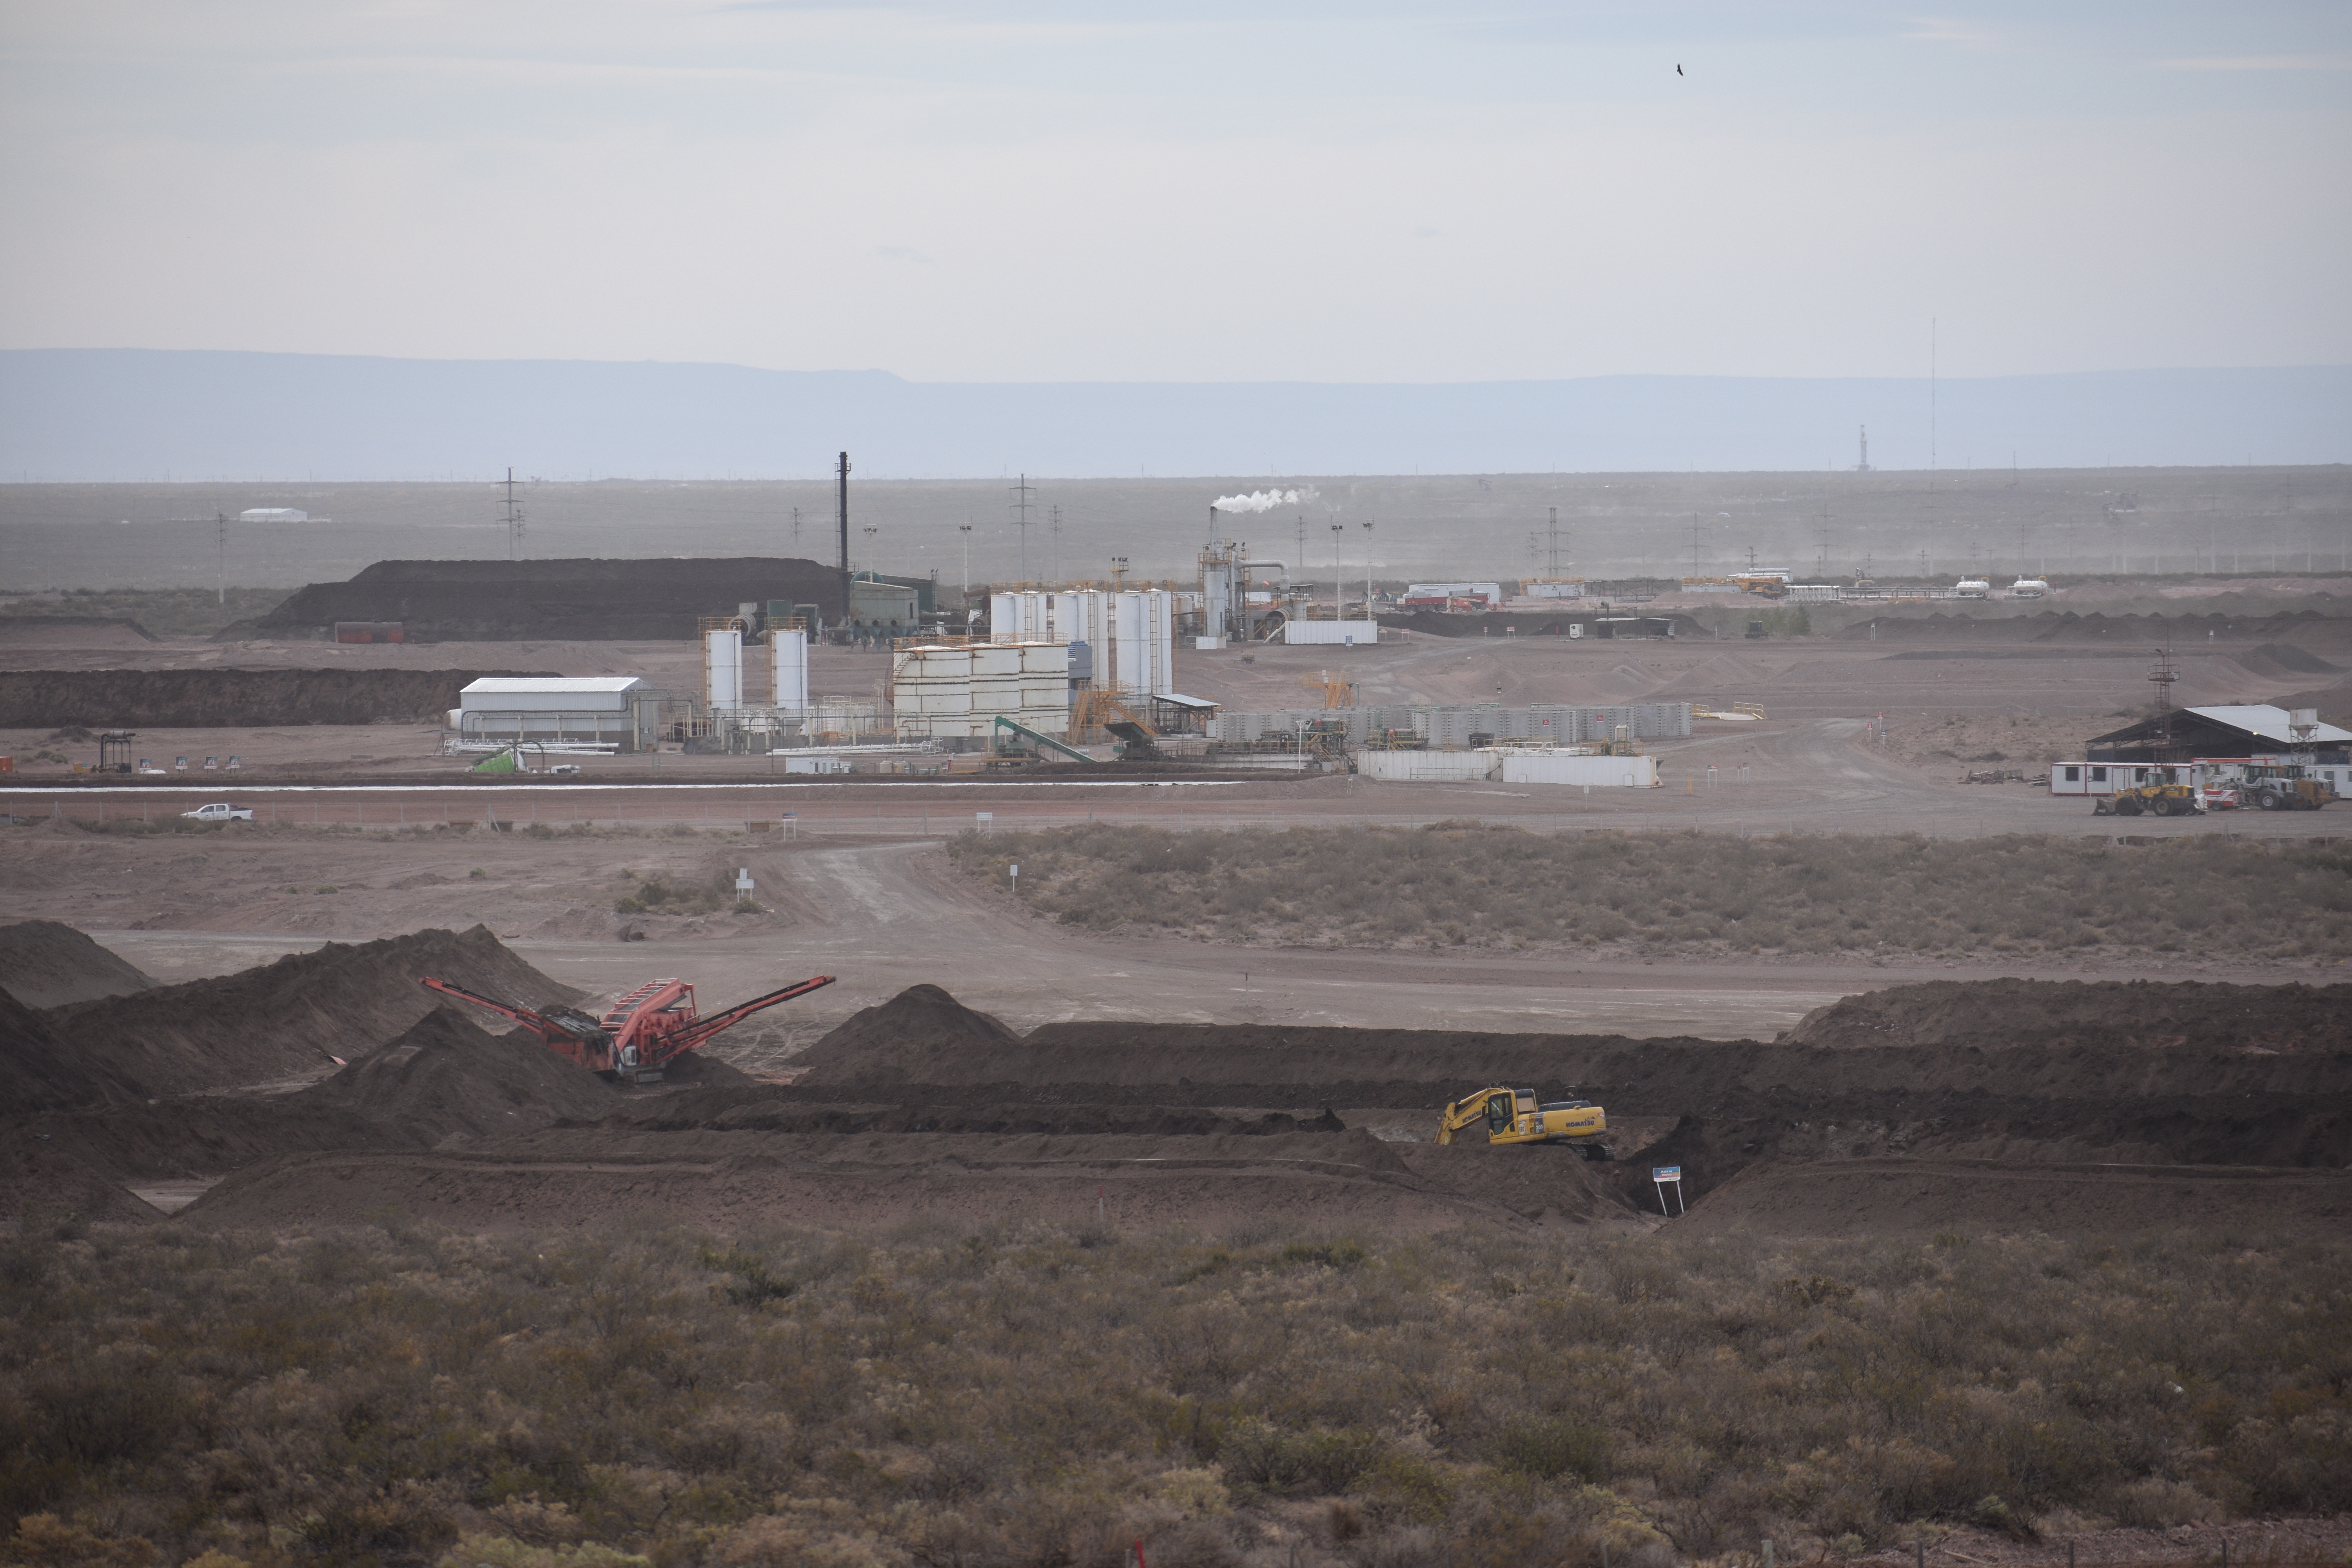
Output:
[{"xmin": 3, "ymin": 2, "xmax": 2345, "ymax": 383}]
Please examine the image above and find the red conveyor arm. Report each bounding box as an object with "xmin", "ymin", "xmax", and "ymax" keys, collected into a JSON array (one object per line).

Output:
[
  {"xmin": 662, "ymin": 975, "xmax": 836, "ymax": 1057},
  {"xmin": 419, "ymin": 975, "xmax": 556, "ymax": 1031}
]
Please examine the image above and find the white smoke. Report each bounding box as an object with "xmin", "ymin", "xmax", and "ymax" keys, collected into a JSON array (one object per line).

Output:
[{"xmin": 1210, "ymin": 487, "xmax": 1318, "ymax": 514}]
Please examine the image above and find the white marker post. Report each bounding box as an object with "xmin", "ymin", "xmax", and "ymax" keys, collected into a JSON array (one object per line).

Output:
[
  {"xmin": 1652, "ymin": 1165, "xmax": 1685, "ymax": 1216},
  {"xmin": 1009, "ymin": 862, "xmax": 1019, "ymax": 897},
  {"xmin": 735, "ymin": 867, "xmax": 754, "ymax": 904}
]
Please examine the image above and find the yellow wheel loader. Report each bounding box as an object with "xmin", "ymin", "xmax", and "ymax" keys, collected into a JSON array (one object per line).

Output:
[
  {"xmin": 2092, "ymin": 782, "xmax": 2200, "ymax": 817},
  {"xmin": 1436, "ymin": 1087, "xmax": 1613, "ymax": 1160}
]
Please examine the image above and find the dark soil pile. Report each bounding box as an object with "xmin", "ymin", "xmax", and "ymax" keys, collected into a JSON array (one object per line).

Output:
[
  {"xmin": 588, "ymin": 1089, "xmax": 1347, "ymax": 1138},
  {"xmin": 0, "ymin": 918, "xmax": 155, "ymax": 1008},
  {"xmin": 1, "ymin": 987, "xmax": 143, "ymax": 1112},
  {"xmin": 0, "ymin": 667, "xmax": 551, "ymax": 728},
  {"xmin": 791, "ymin": 984, "xmax": 1021, "ymax": 1076},
  {"xmin": 294, "ymin": 1005, "xmax": 617, "ymax": 1147},
  {"xmin": 2238, "ymin": 641, "xmax": 2344, "ymax": 677},
  {"xmin": 0, "ymin": 1132, "xmax": 161, "ymax": 1225},
  {"xmin": 44, "ymin": 924, "xmax": 579, "ymax": 1100},
  {"xmin": 1781, "ymin": 978, "xmax": 2352, "ymax": 1054},
  {"xmin": 1674, "ymin": 1157, "xmax": 2352, "ymax": 1237},
  {"xmin": 244, "ymin": 556, "xmax": 847, "ymax": 642}
]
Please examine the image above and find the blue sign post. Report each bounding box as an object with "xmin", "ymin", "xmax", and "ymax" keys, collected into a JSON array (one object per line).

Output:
[{"xmin": 1651, "ymin": 1165, "xmax": 1685, "ymax": 1216}]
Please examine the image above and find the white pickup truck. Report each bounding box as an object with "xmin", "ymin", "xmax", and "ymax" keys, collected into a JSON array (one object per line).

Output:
[{"xmin": 181, "ymin": 802, "xmax": 256, "ymax": 822}]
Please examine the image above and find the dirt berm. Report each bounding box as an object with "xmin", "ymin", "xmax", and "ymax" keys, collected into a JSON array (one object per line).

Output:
[
  {"xmin": 1832, "ymin": 609, "xmax": 2347, "ymax": 644},
  {"xmin": 42, "ymin": 924, "xmax": 579, "ymax": 1099},
  {"xmin": 791, "ymin": 982, "xmax": 2352, "ymax": 1210},
  {"xmin": 0, "ymin": 918, "xmax": 154, "ymax": 1008},
  {"xmin": 587, "ymin": 1090, "xmax": 1350, "ymax": 1138},
  {"xmin": 1670, "ymin": 1157, "xmax": 2352, "ymax": 1237},
  {"xmin": 294, "ymin": 1004, "xmax": 621, "ymax": 1147},
  {"xmin": 243, "ymin": 556, "xmax": 848, "ymax": 642},
  {"xmin": 0, "ymin": 667, "xmax": 552, "ymax": 728},
  {"xmin": 183, "ymin": 1125, "xmax": 1649, "ymax": 1235}
]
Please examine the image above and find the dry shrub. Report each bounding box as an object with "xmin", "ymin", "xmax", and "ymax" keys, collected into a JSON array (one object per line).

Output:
[
  {"xmin": 1, "ymin": 1225, "xmax": 2343, "ymax": 1566},
  {"xmin": 948, "ymin": 824, "xmax": 2352, "ymax": 960}
]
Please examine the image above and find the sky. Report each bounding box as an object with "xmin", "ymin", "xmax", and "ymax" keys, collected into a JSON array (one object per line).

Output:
[{"xmin": 2, "ymin": 1, "xmax": 2346, "ymax": 385}]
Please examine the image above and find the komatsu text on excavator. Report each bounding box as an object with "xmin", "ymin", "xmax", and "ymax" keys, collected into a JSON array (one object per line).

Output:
[{"xmin": 1436, "ymin": 1087, "xmax": 1613, "ymax": 1160}]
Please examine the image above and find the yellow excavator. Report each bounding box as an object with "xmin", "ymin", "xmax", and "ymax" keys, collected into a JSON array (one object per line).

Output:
[{"xmin": 1436, "ymin": 1087, "xmax": 1613, "ymax": 1160}]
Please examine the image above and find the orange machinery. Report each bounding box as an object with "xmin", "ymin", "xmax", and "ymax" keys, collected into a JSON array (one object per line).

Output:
[{"xmin": 419, "ymin": 972, "xmax": 835, "ymax": 1082}]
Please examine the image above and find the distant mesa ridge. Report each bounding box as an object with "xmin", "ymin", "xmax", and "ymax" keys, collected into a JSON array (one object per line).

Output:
[{"xmin": 3, "ymin": 348, "xmax": 2347, "ymax": 477}]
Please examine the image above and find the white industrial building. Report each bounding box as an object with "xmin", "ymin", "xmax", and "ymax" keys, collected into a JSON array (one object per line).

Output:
[
  {"xmin": 1284, "ymin": 619, "xmax": 1378, "ymax": 646},
  {"xmin": 456, "ymin": 677, "xmax": 657, "ymax": 751},
  {"xmin": 1356, "ymin": 748, "xmax": 1660, "ymax": 786},
  {"xmin": 238, "ymin": 508, "xmax": 310, "ymax": 523}
]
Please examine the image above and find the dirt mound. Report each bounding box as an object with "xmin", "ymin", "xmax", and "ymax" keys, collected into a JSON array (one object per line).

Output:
[
  {"xmin": 2269, "ymin": 677, "xmax": 2352, "ymax": 726},
  {"xmin": 294, "ymin": 1005, "xmax": 618, "ymax": 1147},
  {"xmin": 249, "ymin": 556, "xmax": 848, "ymax": 642},
  {"xmin": 0, "ymin": 1133, "xmax": 162, "ymax": 1225},
  {"xmin": 44, "ymin": 925, "xmax": 578, "ymax": 1100},
  {"xmin": 1376, "ymin": 609, "xmax": 1698, "ymax": 640},
  {"xmin": 792, "ymin": 984, "xmax": 1021, "ymax": 1075},
  {"xmin": 0, "ymin": 919, "xmax": 154, "ymax": 1008},
  {"xmin": 1674, "ymin": 1157, "xmax": 2352, "ymax": 1237},
  {"xmin": 2239, "ymin": 641, "xmax": 2345, "ymax": 677},
  {"xmin": 1781, "ymin": 978, "xmax": 2352, "ymax": 1054},
  {"xmin": 0, "ymin": 987, "xmax": 143, "ymax": 1112},
  {"xmin": 181, "ymin": 1125, "xmax": 1646, "ymax": 1234},
  {"xmin": 590, "ymin": 1090, "xmax": 1349, "ymax": 1138},
  {"xmin": 1835, "ymin": 609, "xmax": 2345, "ymax": 645},
  {"xmin": 0, "ymin": 667, "xmax": 552, "ymax": 728}
]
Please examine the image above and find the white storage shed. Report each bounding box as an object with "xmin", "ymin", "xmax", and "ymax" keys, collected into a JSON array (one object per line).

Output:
[{"xmin": 457, "ymin": 677, "xmax": 656, "ymax": 751}]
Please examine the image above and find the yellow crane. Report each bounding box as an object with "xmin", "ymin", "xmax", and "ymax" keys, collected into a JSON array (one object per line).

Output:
[{"xmin": 1300, "ymin": 670, "xmax": 1356, "ymax": 709}]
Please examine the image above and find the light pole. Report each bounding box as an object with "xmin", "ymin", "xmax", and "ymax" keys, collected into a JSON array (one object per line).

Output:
[
  {"xmin": 958, "ymin": 521, "xmax": 972, "ymax": 594},
  {"xmin": 1361, "ymin": 519, "xmax": 1374, "ymax": 617},
  {"xmin": 1330, "ymin": 521, "xmax": 1345, "ymax": 613}
]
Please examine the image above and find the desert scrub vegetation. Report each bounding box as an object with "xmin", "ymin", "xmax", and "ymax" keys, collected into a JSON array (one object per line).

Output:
[
  {"xmin": 2, "ymin": 1221, "xmax": 2347, "ymax": 1568},
  {"xmin": 948, "ymin": 824, "xmax": 2352, "ymax": 960}
]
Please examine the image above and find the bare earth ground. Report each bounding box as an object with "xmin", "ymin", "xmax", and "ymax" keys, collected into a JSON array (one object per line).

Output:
[{"xmin": 5, "ymin": 604, "xmax": 2347, "ymax": 1048}]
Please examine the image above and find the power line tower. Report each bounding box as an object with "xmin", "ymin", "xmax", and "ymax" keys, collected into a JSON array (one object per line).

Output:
[
  {"xmin": 837, "ymin": 452, "xmax": 851, "ymax": 597},
  {"xmin": 1546, "ymin": 505, "xmax": 1564, "ymax": 575},
  {"xmin": 791, "ymin": 505, "xmax": 802, "ymax": 552},
  {"xmin": 214, "ymin": 510, "xmax": 227, "ymax": 605},
  {"xmin": 1009, "ymin": 473, "xmax": 1035, "ymax": 582},
  {"xmin": 499, "ymin": 467, "xmax": 525, "ymax": 559},
  {"xmin": 1049, "ymin": 504, "xmax": 1062, "ymax": 584}
]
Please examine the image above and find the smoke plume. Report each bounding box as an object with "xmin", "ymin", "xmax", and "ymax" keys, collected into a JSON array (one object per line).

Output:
[{"xmin": 1210, "ymin": 487, "xmax": 1318, "ymax": 513}]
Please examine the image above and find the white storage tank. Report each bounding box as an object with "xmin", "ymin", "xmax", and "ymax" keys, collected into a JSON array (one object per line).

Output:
[
  {"xmin": 772, "ymin": 628, "xmax": 809, "ymax": 717},
  {"xmin": 705, "ymin": 628, "xmax": 744, "ymax": 712}
]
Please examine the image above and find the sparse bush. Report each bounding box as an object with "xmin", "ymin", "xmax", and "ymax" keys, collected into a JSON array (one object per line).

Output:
[
  {"xmin": 2, "ymin": 1225, "xmax": 2343, "ymax": 1566},
  {"xmin": 947, "ymin": 825, "xmax": 2352, "ymax": 961}
]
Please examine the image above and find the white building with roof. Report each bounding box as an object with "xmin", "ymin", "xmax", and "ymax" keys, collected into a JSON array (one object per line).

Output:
[{"xmin": 456, "ymin": 676, "xmax": 658, "ymax": 751}]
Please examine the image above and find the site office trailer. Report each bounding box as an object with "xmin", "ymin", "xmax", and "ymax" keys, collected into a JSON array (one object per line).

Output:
[
  {"xmin": 2198, "ymin": 754, "xmax": 2352, "ymax": 798},
  {"xmin": 2048, "ymin": 761, "xmax": 2193, "ymax": 796}
]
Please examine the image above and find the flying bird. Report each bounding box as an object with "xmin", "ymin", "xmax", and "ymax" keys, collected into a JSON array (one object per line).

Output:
[{"xmin": 1676, "ymin": 63, "xmax": 1684, "ymax": 75}]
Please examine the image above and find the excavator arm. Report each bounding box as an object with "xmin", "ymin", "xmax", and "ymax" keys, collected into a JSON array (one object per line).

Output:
[{"xmin": 1435, "ymin": 1087, "xmax": 1516, "ymax": 1145}]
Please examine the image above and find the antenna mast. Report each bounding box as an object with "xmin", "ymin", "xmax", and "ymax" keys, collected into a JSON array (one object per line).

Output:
[
  {"xmin": 1009, "ymin": 473, "xmax": 1034, "ymax": 582},
  {"xmin": 499, "ymin": 467, "xmax": 524, "ymax": 559}
]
